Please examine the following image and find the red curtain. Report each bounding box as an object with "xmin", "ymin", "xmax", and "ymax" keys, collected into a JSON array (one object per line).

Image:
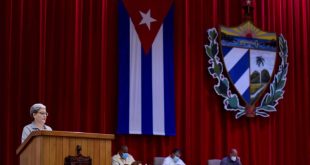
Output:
[{"xmin": 0, "ymin": 0, "xmax": 309, "ymax": 164}]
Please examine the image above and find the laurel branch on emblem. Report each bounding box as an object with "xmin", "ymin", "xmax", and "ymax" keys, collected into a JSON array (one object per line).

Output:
[
  {"xmin": 255, "ymin": 35, "xmax": 289, "ymax": 117},
  {"xmin": 204, "ymin": 28, "xmax": 288, "ymax": 118}
]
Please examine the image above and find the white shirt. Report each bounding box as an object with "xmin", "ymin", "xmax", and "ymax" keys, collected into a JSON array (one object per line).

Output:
[
  {"xmin": 162, "ymin": 156, "xmax": 185, "ymax": 165},
  {"xmin": 112, "ymin": 153, "xmax": 135, "ymax": 165}
]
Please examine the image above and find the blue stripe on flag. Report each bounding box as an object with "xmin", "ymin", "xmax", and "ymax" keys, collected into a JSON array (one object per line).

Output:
[
  {"xmin": 163, "ymin": 6, "xmax": 176, "ymax": 136},
  {"xmin": 229, "ymin": 51, "xmax": 249, "ymax": 83},
  {"xmin": 117, "ymin": 1, "xmax": 130, "ymax": 134},
  {"xmin": 141, "ymin": 49, "xmax": 153, "ymax": 134}
]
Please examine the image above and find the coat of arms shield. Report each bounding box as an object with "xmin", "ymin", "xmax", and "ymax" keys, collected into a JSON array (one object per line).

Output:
[
  {"xmin": 220, "ymin": 22, "xmax": 277, "ymax": 105},
  {"xmin": 205, "ymin": 21, "xmax": 288, "ymax": 118}
]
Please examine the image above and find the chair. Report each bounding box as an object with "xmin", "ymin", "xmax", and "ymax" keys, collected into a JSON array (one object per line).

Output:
[
  {"xmin": 154, "ymin": 157, "xmax": 165, "ymax": 165},
  {"xmin": 208, "ymin": 159, "xmax": 221, "ymax": 165}
]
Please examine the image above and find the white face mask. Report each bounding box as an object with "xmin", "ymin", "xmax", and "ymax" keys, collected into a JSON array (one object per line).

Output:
[
  {"xmin": 173, "ymin": 156, "xmax": 180, "ymax": 163},
  {"xmin": 231, "ymin": 156, "xmax": 237, "ymax": 161}
]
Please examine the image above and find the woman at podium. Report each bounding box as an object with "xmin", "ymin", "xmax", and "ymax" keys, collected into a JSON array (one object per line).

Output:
[{"xmin": 21, "ymin": 103, "xmax": 52, "ymax": 143}]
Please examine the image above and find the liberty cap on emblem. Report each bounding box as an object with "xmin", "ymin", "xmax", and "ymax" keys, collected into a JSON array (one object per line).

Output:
[{"xmin": 204, "ymin": 0, "xmax": 288, "ymax": 118}]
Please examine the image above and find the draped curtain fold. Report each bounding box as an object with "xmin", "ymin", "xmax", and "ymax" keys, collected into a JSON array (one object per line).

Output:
[{"xmin": 0, "ymin": 0, "xmax": 309, "ymax": 164}]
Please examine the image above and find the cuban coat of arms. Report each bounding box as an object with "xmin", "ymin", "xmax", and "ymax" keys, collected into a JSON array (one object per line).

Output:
[{"xmin": 205, "ymin": 21, "xmax": 288, "ymax": 118}]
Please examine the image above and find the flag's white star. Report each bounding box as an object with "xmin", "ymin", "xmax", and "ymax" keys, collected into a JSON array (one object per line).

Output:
[{"xmin": 139, "ymin": 9, "xmax": 157, "ymax": 30}]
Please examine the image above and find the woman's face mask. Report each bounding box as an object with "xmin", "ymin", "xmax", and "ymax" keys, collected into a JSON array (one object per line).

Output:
[{"xmin": 230, "ymin": 156, "xmax": 237, "ymax": 161}]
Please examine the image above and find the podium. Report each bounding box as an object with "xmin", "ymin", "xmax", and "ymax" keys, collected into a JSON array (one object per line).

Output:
[{"xmin": 16, "ymin": 131, "xmax": 114, "ymax": 165}]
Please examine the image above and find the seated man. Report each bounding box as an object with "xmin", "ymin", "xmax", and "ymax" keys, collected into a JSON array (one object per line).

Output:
[
  {"xmin": 220, "ymin": 148, "xmax": 242, "ymax": 165},
  {"xmin": 112, "ymin": 145, "xmax": 140, "ymax": 165},
  {"xmin": 162, "ymin": 148, "xmax": 186, "ymax": 165}
]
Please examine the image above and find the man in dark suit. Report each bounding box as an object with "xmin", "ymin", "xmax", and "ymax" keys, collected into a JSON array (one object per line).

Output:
[{"xmin": 220, "ymin": 148, "xmax": 242, "ymax": 165}]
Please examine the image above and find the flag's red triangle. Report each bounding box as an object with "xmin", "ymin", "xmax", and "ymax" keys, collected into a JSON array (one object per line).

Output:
[{"xmin": 122, "ymin": 0, "xmax": 173, "ymax": 53}]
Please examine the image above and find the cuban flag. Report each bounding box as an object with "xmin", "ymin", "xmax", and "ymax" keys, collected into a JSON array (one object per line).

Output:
[{"xmin": 117, "ymin": 0, "xmax": 176, "ymax": 135}]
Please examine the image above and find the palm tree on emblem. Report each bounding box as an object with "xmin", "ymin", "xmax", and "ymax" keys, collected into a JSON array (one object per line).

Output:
[
  {"xmin": 256, "ymin": 56, "xmax": 265, "ymax": 83},
  {"xmin": 256, "ymin": 56, "xmax": 265, "ymax": 67}
]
